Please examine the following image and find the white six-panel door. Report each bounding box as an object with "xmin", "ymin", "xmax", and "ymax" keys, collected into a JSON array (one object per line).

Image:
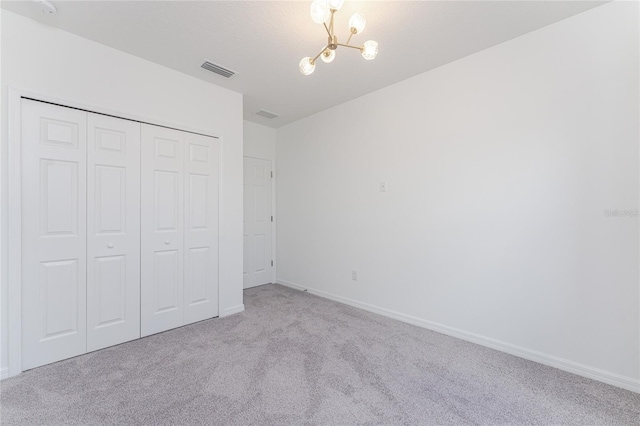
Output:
[
  {"xmin": 141, "ymin": 125, "xmax": 185, "ymax": 336},
  {"xmin": 141, "ymin": 124, "xmax": 219, "ymax": 337},
  {"xmin": 243, "ymin": 157, "xmax": 273, "ymax": 289},
  {"xmin": 21, "ymin": 99, "xmax": 88, "ymax": 370},
  {"xmin": 184, "ymin": 133, "xmax": 219, "ymax": 324},
  {"xmin": 86, "ymin": 113, "xmax": 141, "ymax": 352}
]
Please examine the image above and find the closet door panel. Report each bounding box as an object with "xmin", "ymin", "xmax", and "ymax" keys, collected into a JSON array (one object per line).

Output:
[
  {"xmin": 184, "ymin": 133, "xmax": 219, "ymax": 324},
  {"xmin": 21, "ymin": 100, "xmax": 88, "ymax": 370},
  {"xmin": 141, "ymin": 125, "xmax": 185, "ymax": 336},
  {"xmin": 86, "ymin": 113, "xmax": 141, "ymax": 352}
]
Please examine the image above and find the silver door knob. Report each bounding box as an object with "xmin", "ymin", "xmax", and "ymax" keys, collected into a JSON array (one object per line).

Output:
[
  {"xmin": 107, "ymin": 243, "xmax": 114, "ymax": 249},
  {"xmin": 164, "ymin": 240, "xmax": 170, "ymax": 245}
]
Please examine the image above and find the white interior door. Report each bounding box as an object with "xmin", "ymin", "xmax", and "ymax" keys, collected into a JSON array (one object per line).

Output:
[
  {"xmin": 141, "ymin": 125, "xmax": 220, "ymax": 334},
  {"xmin": 184, "ymin": 133, "xmax": 219, "ymax": 324},
  {"xmin": 141, "ymin": 124, "xmax": 185, "ymax": 337},
  {"xmin": 243, "ymin": 157, "xmax": 273, "ymax": 289},
  {"xmin": 140, "ymin": 124, "xmax": 184, "ymax": 336},
  {"xmin": 86, "ymin": 113, "xmax": 141, "ymax": 352},
  {"xmin": 21, "ymin": 99, "xmax": 88, "ymax": 370}
]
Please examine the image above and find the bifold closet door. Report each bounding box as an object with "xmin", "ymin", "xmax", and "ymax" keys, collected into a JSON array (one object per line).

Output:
[
  {"xmin": 21, "ymin": 99, "xmax": 88, "ymax": 370},
  {"xmin": 141, "ymin": 125, "xmax": 185, "ymax": 336},
  {"xmin": 141, "ymin": 124, "xmax": 219, "ymax": 337},
  {"xmin": 86, "ymin": 113, "xmax": 141, "ymax": 352},
  {"xmin": 183, "ymin": 132, "xmax": 219, "ymax": 324}
]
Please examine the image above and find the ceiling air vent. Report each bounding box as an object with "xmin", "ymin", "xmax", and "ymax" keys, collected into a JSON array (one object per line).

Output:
[
  {"xmin": 201, "ymin": 61, "xmax": 235, "ymax": 78},
  {"xmin": 255, "ymin": 110, "xmax": 280, "ymax": 119}
]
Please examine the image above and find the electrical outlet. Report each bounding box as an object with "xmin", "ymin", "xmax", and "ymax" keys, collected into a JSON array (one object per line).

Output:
[{"xmin": 351, "ymin": 270, "xmax": 358, "ymax": 281}]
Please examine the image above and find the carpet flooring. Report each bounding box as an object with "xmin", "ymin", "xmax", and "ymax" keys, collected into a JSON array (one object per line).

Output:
[{"xmin": 1, "ymin": 284, "xmax": 639, "ymax": 425}]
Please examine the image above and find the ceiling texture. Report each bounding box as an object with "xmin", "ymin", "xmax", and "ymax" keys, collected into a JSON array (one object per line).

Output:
[{"xmin": 3, "ymin": 0, "xmax": 606, "ymax": 128}]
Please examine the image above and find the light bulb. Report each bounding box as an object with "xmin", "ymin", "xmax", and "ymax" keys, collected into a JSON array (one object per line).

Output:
[
  {"xmin": 348, "ymin": 13, "xmax": 366, "ymax": 34},
  {"xmin": 310, "ymin": 0, "xmax": 330, "ymax": 24},
  {"xmin": 327, "ymin": 0, "xmax": 344, "ymax": 11},
  {"xmin": 361, "ymin": 40, "xmax": 378, "ymax": 60},
  {"xmin": 321, "ymin": 49, "xmax": 336, "ymax": 63},
  {"xmin": 299, "ymin": 57, "xmax": 316, "ymax": 75}
]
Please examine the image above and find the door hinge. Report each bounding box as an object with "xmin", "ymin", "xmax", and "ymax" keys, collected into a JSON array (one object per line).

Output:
[
  {"xmin": 271, "ymin": 215, "xmax": 273, "ymax": 222},
  {"xmin": 271, "ymin": 260, "xmax": 274, "ymax": 267},
  {"xmin": 271, "ymin": 171, "xmax": 273, "ymax": 178}
]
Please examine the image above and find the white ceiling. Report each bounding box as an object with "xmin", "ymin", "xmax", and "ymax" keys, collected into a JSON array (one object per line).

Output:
[{"xmin": 3, "ymin": 0, "xmax": 606, "ymax": 128}]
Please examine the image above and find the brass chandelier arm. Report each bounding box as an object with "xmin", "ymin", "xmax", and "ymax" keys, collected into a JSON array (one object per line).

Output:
[
  {"xmin": 337, "ymin": 43, "xmax": 362, "ymax": 51},
  {"xmin": 329, "ymin": 9, "xmax": 336, "ymax": 34},
  {"xmin": 323, "ymin": 22, "xmax": 331, "ymax": 36},
  {"xmin": 311, "ymin": 45, "xmax": 329, "ymax": 64},
  {"xmin": 345, "ymin": 29, "xmax": 356, "ymax": 45}
]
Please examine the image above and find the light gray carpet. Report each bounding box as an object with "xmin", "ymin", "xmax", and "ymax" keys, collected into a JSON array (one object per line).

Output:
[{"xmin": 1, "ymin": 284, "xmax": 638, "ymax": 425}]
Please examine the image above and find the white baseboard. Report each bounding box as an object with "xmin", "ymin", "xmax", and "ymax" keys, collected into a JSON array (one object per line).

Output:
[
  {"xmin": 0, "ymin": 367, "xmax": 8, "ymax": 380},
  {"xmin": 277, "ymin": 279, "xmax": 640, "ymax": 394},
  {"xmin": 220, "ymin": 304, "xmax": 245, "ymax": 317}
]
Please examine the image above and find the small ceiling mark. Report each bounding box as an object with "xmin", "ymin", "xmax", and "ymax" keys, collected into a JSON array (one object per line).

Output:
[
  {"xmin": 35, "ymin": 0, "xmax": 57, "ymax": 14},
  {"xmin": 255, "ymin": 109, "xmax": 279, "ymax": 119},
  {"xmin": 201, "ymin": 60, "xmax": 235, "ymax": 78}
]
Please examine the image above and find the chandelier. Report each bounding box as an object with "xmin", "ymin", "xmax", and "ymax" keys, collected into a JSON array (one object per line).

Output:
[{"xmin": 299, "ymin": 0, "xmax": 378, "ymax": 75}]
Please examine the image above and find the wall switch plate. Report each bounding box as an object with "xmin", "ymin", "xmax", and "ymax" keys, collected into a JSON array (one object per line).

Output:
[
  {"xmin": 380, "ymin": 181, "xmax": 387, "ymax": 192},
  {"xmin": 351, "ymin": 270, "xmax": 358, "ymax": 281}
]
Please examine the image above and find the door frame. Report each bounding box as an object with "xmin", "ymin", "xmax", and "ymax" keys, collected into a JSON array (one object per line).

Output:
[
  {"xmin": 6, "ymin": 87, "xmax": 223, "ymax": 378},
  {"xmin": 243, "ymin": 155, "xmax": 277, "ymax": 287}
]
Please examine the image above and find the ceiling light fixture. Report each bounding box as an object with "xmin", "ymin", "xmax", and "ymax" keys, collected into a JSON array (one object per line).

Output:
[{"xmin": 299, "ymin": 0, "xmax": 378, "ymax": 75}]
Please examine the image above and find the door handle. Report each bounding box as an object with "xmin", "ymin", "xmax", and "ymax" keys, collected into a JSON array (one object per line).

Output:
[
  {"xmin": 164, "ymin": 240, "xmax": 170, "ymax": 245},
  {"xmin": 107, "ymin": 243, "xmax": 114, "ymax": 249}
]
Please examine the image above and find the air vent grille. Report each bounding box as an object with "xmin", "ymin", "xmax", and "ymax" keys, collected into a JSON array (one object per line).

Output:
[
  {"xmin": 201, "ymin": 61, "xmax": 235, "ymax": 78},
  {"xmin": 255, "ymin": 109, "xmax": 279, "ymax": 119}
]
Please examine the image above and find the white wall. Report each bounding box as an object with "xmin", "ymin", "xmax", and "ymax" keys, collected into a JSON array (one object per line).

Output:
[
  {"xmin": 276, "ymin": 1, "xmax": 639, "ymax": 391},
  {"xmin": 1, "ymin": 11, "xmax": 245, "ymax": 376},
  {"xmin": 0, "ymin": 5, "xmax": 4, "ymax": 379},
  {"xmin": 244, "ymin": 120, "xmax": 276, "ymax": 161}
]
